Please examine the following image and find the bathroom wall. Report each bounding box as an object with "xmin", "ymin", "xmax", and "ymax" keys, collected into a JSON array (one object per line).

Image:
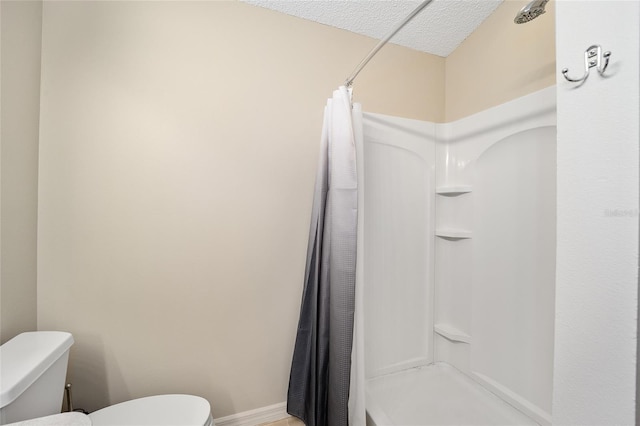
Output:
[
  {"xmin": 431, "ymin": 87, "xmax": 557, "ymax": 425},
  {"xmin": 470, "ymin": 124, "xmax": 556, "ymax": 424},
  {"xmin": 362, "ymin": 114, "xmax": 436, "ymax": 379},
  {"xmin": 35, "ymin": 1, "xmax": 444, "ymax": 417},
  {"xmin": 445, "ymin": 0, "xmax": 556, "ymax": 121},
  {"xmin": 553, "ymin": 1, "xmax": 640, "ymax": 424},
  {"xmin": 0, "ymin": 0, "xmax": 42, "ymax": 345}
]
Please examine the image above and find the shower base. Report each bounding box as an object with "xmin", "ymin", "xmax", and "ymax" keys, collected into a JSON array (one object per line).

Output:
[{"xmin": 365, "ymin": 363, "xmax": 539, "ymax": 426}]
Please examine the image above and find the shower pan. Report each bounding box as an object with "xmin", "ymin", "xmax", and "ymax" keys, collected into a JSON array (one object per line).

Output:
[{"xmin": 362, "ymin": 87, "xmax": 556, "ymax": 426}]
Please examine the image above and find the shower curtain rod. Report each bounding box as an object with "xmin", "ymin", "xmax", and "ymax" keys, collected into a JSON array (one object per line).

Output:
[{"xmin": 344, "ymin": 0, "xmax": 434, "ymax": 87}]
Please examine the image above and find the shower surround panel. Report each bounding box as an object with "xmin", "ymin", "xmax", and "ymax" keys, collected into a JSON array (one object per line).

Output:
[
  {"xmin": 363, "ymin": 87, "xmax": 556, "ymax": 426},
  {"xmin": 362, "ymin": 114, "xmax": 436, "ymax": 379}
]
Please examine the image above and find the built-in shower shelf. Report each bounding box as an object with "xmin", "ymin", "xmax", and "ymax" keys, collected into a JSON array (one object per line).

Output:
[
  {"xmin": 435, "ymin": 229, "xmax": 472, "ymax": 239},
  {"xmin": 436, "ymin": 185, "xmax": 473, "ymax": 196},
  {"xmin": 434, "ymin": 323, "xmax": 472, "ymax": 344}
]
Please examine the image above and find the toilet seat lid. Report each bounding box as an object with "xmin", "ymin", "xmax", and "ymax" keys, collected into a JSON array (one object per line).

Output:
[{"xmin": 88, "ymin": 394, "xmax": 212, "ymax": 426}]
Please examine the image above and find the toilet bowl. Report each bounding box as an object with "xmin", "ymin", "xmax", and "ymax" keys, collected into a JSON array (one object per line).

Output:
[
  {"xmin": 0, "ymin": 332, "xmax": 214, "ymax": 425},
  {"xmin": 88, "ymin": 394, "xmax": 213, "ymax": 426},
  {"xmin": 5, "ymin": 398, "xmax": 214, "ymax": 426}
]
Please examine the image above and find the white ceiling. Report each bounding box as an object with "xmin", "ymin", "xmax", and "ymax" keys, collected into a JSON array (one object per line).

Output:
[{"xmin": 242, "ymin": 0, "xmax": 504, "ymax": 57}]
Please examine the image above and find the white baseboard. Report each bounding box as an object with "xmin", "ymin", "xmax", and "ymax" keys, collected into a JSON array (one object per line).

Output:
[{"xmin": 214, "ymin": 402, "xmax": 291, "ymax": 426}]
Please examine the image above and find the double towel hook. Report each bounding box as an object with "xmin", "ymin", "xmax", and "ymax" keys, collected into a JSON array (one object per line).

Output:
[{"xmin": 562, "ymin": 44, "xmax": 611, "ymax": 84}]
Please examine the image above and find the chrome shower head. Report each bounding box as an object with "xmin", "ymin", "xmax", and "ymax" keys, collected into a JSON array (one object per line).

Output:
[{"xmin": 514, "ymin": 0, "xmax": 549, "ymax": 24}]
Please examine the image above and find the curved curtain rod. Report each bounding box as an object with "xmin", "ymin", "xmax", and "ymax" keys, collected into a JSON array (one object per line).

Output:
[{"xmin": 344, "ymin": 0, "xmax": 434, "ymax": 87}]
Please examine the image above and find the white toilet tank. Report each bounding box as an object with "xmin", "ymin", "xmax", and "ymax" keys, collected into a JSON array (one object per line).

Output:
[{"xmin": 0, "ymin": 332, "xmax": 74, "ymax": 425}]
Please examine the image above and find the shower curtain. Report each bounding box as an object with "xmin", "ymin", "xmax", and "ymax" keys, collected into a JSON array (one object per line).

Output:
[{"xmin": 287, "ymin": 86, "xmax": 365, "ymax": 426}]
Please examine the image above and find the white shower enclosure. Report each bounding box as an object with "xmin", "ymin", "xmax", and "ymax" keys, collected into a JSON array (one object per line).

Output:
[{"xmin": 362, "ymin": 87, "xmax": 556, "ymax": 426}]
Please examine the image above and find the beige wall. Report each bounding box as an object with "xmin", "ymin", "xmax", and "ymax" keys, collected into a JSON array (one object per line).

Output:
[
  {"xmin": 445, "ymin": 0, "xmax": 556, "ymax": 121},
  {"xmin": 36, "ymin": 1, "xmax": 443, "ymax": 417},
  {"xmin": 31, "ymin": 0, "xmax": 555, "ymax": 418},
  {"xmin": 0, "ymin": 0, "xmax": 42, "ymax": 344}
]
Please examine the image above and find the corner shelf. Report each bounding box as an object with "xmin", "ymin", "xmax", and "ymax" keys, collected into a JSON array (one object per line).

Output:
[
  {"xmin": 434, "ymin": 323, "xmax": 472, "ymax": 344},
  {"xmin": 436, "ymin": 185, "xmax": 472, "ymax": 196},
  {"xmin": 435, "ymin": 229, "xmax": 472, "ymax": 239}
]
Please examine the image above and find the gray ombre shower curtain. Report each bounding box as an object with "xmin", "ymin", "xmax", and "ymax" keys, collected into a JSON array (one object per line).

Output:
[{"xmin": 287, "ymin": 86, "xmax": 365, "ymax": 426}]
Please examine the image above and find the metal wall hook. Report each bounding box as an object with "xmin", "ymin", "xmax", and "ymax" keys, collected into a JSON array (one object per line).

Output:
[{"xmin": 562, "ymin": 44, "xmax": 611, "ymax": 83}]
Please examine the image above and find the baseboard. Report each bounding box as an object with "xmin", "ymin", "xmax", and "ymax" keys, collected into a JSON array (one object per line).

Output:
[{"xmin": 214, "ymin": 402, "xmax": 290, "ymax": 426}]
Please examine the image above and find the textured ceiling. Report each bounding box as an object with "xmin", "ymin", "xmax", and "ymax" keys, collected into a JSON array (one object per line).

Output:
[{"xmin": 242, "ymin": 0, "xmax": 504, "ymax": 57}]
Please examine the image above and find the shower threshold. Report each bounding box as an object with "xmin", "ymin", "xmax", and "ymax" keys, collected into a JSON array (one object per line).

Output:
[{"xmin": 365, "ymin": 363, "xmax": 539, "ymax": 426}]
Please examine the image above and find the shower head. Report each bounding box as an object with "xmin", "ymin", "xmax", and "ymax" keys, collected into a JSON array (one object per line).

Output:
[{"xmin": 514, "ymin": 0, "xmax": 549, "ymax": 24}]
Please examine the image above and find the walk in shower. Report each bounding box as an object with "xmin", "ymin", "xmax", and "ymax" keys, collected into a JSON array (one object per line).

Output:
[
  {"xmin": 286, "ymin": 1, "xmax": 558, "ymax": 424},
  {"xmin": 362, "ymin": 88, "xmax": 556, "ymax": 425}
]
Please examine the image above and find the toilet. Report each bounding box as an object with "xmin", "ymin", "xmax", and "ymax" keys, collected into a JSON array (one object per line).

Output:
[{"xmin": 0, "ymin": 331, "xmax": 213, "ymax": 425}]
